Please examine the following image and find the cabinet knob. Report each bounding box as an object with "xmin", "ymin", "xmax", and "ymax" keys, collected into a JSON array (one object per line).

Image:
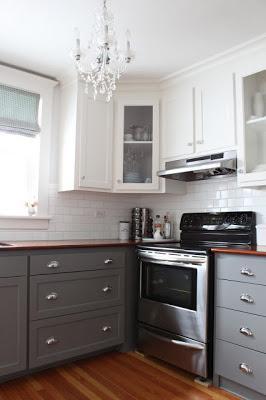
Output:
[
  {"xmin": 102, "ymin": 285, "xmax": 112, "ymax": 293},
  {"xmin": 196, "ymin": 140, "xmax": 203, "ymax": 145},
  {"xmin": 46, "ymin": 336, "xmax": 59, "ymax": 345},
  {"xmin": 47, "ymin": 260, "xmax": 60, "ymax": 269},
  {"xmin": 46, "ymin": 292, "xmax": 59, "ymax": 301},
  {"xmin": 104, "ymin": 258, "xmax": 113, "ymax": 264},
  {"xmin": 240, "ymin": 267, "xmax": 255, "ymax": 277},
  {"xmin": 239, "ymin": 327, "xmax": 254, "ymax": 337},
  {"xmin": 81, "ymin": 175, "xmax": 85, "ymax": 180},
  {"xmin": 187, "ymin": 142, "xmax": 193, "ymax": 146},
  {"xmin": 101, "ymin": 326, "xmax": 112, "ymax": 332},
  {"xmin": 238, "ymin": 168, "xmax": 244, "ymax": 174},
  {"xmin": 239, "ymin": 363, "xmax": 253, "ymax": 375},
  {"xmin": 117, "ymin": 179, "xmax": 122, "ymax": 183},
  {"xmin": 240, "ymin": 293, "xmax": 254, "ymax": 304}
]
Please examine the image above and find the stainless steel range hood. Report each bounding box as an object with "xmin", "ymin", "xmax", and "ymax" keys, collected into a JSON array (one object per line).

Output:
[{"xmin": 158, "ymin": 150, "xmax": 237, "ymax": 182}]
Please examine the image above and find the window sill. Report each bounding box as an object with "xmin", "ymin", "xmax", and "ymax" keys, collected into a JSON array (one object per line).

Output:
[{"xmin": 0, "ymin": 215, "xmax": 51, "ymax": 230}]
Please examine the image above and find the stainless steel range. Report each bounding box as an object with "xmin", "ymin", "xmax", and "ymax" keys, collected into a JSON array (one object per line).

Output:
[{"xmin": 137, "ymin": 211, "xmax": 256, "ymax": 379}]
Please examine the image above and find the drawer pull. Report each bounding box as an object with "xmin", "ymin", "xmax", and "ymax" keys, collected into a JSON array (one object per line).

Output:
[
  {"xmin": 240, "ymin": 327, "xmax": 254, "ymax": 337},
  {"xmin": 46, "ymin": 292, "xmax": 59, "ymax": 301},
  {"xmin": 104, "ymin": 259, "xmax": 113, "ymax": 264},
  {"xmin": 102, "ymin": 285, "xmax": 112, "ymax": 293},
  {"xmin": 101, "ymin": 326, "xmax": 112, "ymax": 332},
  {"xmin": 239, "ymin": 363, "xmax": 253, "ymax": 375},
  {"xmin": 240, "ymin": 294, "xmax": 254, "ymax": 304},
  {"xmin": 46, "ymin": 336, "xmax": 59, "ymax": 345},
  {"xmin": 47, "ymin": 260, "xmax": 60, "ymax": 269},
  {"xmin": 241, "ymin": 268, "xmax": 255, "ymax": 277}
]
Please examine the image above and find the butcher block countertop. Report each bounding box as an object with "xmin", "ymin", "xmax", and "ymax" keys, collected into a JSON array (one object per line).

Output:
[
  {"xmin": 212, "ymin": 246, "xmax": 266, "ymax": 256},
  {"xmin": 0, "ymin": 239, "xmax": 176, "ymax": 251}
]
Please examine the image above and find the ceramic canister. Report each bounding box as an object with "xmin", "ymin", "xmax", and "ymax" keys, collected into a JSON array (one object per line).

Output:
[{"xmin": 119, "ymin": 221, "xmax": 130, "ymax": 240}]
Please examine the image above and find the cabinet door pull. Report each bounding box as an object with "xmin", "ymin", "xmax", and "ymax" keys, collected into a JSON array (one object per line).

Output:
[
  {"xmin": 46, "ymin": 292, "xmax": 59, "ymax": 301},
  {"xmin": 47, "ymin": 260, "xmax": 60, "ymax": 269},
  {"xmin": 240, "ymin": 294, "xmax": 254, "ymax": 304},
  {"xmin": 187, "ymin": 142, "xmax": 193, "ymax": 146},
  {"xmin": 240, "ymin": 327, "xmax": 254, "ymax": 337},
  {"xmin": 104, "ymin": 259, "xmax": 113, "ymax": 264},
  {"xmin": 239, "ymin": 363, "xmax": 253, "ymax": 375},
  {"xmin": 102, "ymin": 285, "xmax": 112, "ymax": 293},
  {"xmin": 46, "ymin": 336, "xmax": 59, "ymax": 345},
  {"xmin": 101, "ymin": 326, "xmax": 112, "ymax": 332},
  {"xmin": 240, "ymin": 268, "xmax": 255, "ymax": 277},
  {"xmin": 196, "ymin": 140, "xmax": 203, "ymax": 145}
]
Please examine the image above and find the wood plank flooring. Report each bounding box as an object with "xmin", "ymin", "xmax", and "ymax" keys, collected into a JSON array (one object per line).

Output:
[{"xmin": 0, "ymin": 352, "xmax": 239, "ymax": 400}]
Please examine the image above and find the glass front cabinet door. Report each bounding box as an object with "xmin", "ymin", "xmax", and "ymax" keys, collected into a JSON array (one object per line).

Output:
[{"xmin": 114, "ymin": 98, "xmax": 160, "ymax": 192}]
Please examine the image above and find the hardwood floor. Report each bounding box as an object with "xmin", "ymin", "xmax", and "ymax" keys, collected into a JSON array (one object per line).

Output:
[{"xmin": 0, "ymin": 352, "xmax": 239, "ymax": 400}]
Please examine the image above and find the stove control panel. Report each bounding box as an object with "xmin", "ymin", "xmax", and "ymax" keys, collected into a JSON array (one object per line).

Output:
[{"xmin": 180, "ymin": 212, "xmax": 256, "ymax": 231}]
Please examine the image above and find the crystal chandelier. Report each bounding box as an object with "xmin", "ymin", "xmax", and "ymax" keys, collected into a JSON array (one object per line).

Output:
[{"xmin": 72, "ymin": 0, "xmax": 134, "ymax": 101}]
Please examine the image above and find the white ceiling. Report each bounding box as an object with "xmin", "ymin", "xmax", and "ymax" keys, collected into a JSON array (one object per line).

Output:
[{"xmin": 1, "ymin": 0, "xmax": 266, "ymax": 81}]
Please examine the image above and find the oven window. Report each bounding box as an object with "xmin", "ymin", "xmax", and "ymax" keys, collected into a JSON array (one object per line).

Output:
[{"xmin": 141, "ymin": 262, "xmax": 197, "ymax": 310}]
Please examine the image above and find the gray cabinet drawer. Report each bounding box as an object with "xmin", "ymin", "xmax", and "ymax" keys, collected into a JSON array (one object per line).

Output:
[
  {"xmin": 216, "ymin": 253, "xmax": 266, "ymax": 286},
  {"xmin": 216, "ymin": 308, "xmax": 266, "ymax": 353},
  {"xmin": 30, "ymin": 268, "xmax": 124, "ymax": 320},
  {"xmin": 29, "ymin": 306, "xmax": 124, "ymax": 368},
  {"xmin": 0, "ymin": 256, "xmax": 27, "ymax": 277},
  {"xmin": 216, "ymin": 279, "xmax": 266, "ymax": 317},
  {"xmin": 215, "ymin": 339, "xmax": 266, "ymax": 395},
  {"xmin": 30, "ymin": 248, "xmax": 126, "ymax": 275}
]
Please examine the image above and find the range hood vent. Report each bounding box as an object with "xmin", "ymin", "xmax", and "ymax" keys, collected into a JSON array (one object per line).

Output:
[{"xmin": 158, "ymin": 150, "xmax": 237, "ymax": 182}]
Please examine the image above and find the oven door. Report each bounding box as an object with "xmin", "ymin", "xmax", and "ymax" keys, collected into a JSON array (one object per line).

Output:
[{"xmin": 138, "ymin": 253, "xmax": 209, "ymax": 343}]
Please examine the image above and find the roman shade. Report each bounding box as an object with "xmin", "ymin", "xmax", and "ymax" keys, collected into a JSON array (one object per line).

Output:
[{"xmin": 0, "ymin": 84, "xmax": 41, "ymax": 136}]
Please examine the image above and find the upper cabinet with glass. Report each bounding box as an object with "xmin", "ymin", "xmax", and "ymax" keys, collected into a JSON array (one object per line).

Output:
[
  {"xmin": 236, "ymin": 66, "xmax": 266, "ymax": 187},
  {"xmin": 114, "ymin": 98, "xmax": 160, "ymax": 192}
]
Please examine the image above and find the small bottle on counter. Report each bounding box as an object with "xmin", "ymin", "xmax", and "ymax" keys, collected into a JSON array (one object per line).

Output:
[
  {"xmin": 163, "ymin": 214, "xmax": 171, "ymax": 239},
  {"xmin": 153, "ymin": 215, "xmax": 163, "ymax": 240}
]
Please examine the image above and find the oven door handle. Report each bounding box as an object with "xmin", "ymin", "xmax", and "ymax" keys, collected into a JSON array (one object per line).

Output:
[
  {"xmin": 146, "ymin": 330, "xmax": 205, "ymax": 351},
  {"xmin": 139, "ymin": 257, "xmax": 203, "ymax": 269}
]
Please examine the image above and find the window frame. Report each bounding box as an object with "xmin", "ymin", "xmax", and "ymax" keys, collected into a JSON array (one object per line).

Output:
[{"xmin": 0, "ymin": 65, "xmax": 57, "ymax": 229}]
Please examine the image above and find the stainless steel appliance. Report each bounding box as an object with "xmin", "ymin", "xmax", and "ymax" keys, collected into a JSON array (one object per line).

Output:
[
  {"xmin": 137, "ymin": 211, "xmax": 256, "ymax": 378},
  {"xmin": 157, "ymin": 150, "xmax": 236, "ymax": 181}
]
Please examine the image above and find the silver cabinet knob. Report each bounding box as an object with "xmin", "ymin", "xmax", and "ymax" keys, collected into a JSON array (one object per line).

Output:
[
  {"xmin": 81, "ymin": 176, "xmax": 85, "ymax": 180},
  {"xmin": 104, "ymin": 258, "xmax": 113, "ymax": 264},
  {"xmin": 46, "ymin": 336, "xmax": 59, "ymax": 345},
  {"xmin": 47, "ymin": 260, "xmax": 60, "ymax": 269},
  {"xmin": 240, "ymin": 294, "xmax": 254, "ymax": 304},
  {"xmin": 240, "ymin": 268, "xmax": 255, "ymax": 277},
  {"xmin": 187, "ymin": 142, "xmax": 193, "ymax": 146},
  {"xmin": 239, "ymin": 363, "xmax": 253, "ymax": 375},
  {"xmin": 240, "ymin": 327, "xmax": 254, "ymax": 337},
  {"xmin": 102, "ymin": 285, "xmax": 112, "ymax": 293},
  {"xmin": 196, "ymin": 140, "xmax": 203, "ymax": 144},
  {"xmin": 117, "ymin": 179, "xmax": 122, "ymax": 183},
  {"xmin": 101, "ymin": 326, "xmax": 112, "ymax": 332},
  {"xmin": 46, "ymin": 292, "xmax": 59, "ymax": 301},
  {"xmin": 238, "ymin": 168, "xmax": 244, "ymax": 174}
]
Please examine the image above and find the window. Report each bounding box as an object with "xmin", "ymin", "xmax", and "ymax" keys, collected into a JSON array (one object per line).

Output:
[{"xmin": 0, "ymin": 65, "xmax": 57, "ymax": 227}]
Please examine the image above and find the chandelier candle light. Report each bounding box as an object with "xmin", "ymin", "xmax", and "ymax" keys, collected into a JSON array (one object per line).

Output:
[{"xmin": 72, "ymin": 0, "xmax": 134, "ymax": 101}]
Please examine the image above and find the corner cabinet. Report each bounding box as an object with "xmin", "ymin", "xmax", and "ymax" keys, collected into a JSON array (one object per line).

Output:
[
  {"xmin": 59, "ymin": 80, "xmax": 113, "ymax": 192},
  {"xmin": 236, "ymin": 59, "xmax": 266, "ymax": 187},
  {"xmin": 113, "ymin": 97, "xmax": 160, "ymax": 192}
]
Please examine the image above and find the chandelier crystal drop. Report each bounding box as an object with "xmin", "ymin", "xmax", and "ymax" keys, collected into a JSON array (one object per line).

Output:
[{"xmin": 72, "ymin": 0, "xmax": 134, "ymax": 101}]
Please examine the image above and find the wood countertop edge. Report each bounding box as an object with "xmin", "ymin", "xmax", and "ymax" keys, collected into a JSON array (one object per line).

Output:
[
  {"xmin": 211, "ymin": 247, "xmax": 266, "ymax": 256},
  {"xmin": 0, "ymin": 239, "xmax": 177, "ymax": 251}
]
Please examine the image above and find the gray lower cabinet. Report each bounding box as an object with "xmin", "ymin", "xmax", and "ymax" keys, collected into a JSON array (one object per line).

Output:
[
  {"xmin": 0, "ymin": 255, "xmax": 27, "ymax": 377},
  {"xmin": 214, "ymin": 253, "xmax": 266, "ymax": 400},
  {"xmin": 29, "ymin": 306, "xmax": 124, "ymax": 368},
  {"xmin": 30, "ymin": 268, "xmax": 125, "ymax": 319}
]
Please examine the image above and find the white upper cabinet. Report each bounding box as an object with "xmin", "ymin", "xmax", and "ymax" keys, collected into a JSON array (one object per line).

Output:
[
  {"xmin": 161, "ymin": 65, "xmax": 236, "ymax": 161},
  {"xmin": 113, "ymin": 96, "xmax": 160, "ymax": 192},
  {"xmin": 235, "ymin": 56, "xmax": 266, "ymax": 187},
  {"xmin": 195, "ymin": 68, "xmax": 236, "ymax": 154},
  {"xmin": 59, "ymin": 80, "xmax": 113, "ymax": 192},
  {"xmin": 162, "ymin": 82, "xmax": 194, "ymax": 159}
]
